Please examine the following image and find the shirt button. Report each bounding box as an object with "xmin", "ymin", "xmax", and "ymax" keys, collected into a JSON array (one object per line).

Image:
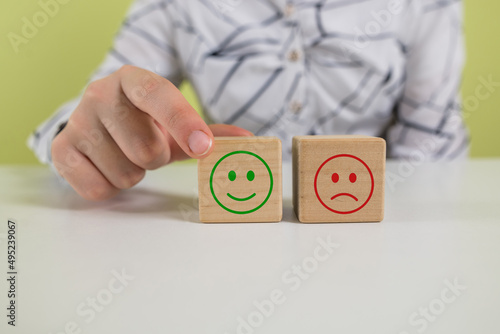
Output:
[
  {"xmin": 290, "ymin": 101, "xmax": 303, "ymax": 114},
  {"xmin": 287, "ymin": 49, "xmax": 301, "ymax": 62},
  {"xmin": 284, "ymin": 3, "xmax": 295, "ymax": 18}
]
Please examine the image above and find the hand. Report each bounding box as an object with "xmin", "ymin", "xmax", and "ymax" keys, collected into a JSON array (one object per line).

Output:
[{"xmin": 51, "ymin": 65, "xmax": 252, "ymax": 201}]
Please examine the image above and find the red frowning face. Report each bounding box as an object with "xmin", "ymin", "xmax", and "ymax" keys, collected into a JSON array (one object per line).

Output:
[{"xmin": 314, "ymin": 154, "xmax": 374, "ymax": 214}]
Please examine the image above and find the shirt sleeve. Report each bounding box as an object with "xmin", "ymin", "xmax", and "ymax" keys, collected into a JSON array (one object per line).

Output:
[
  {"xmin": 387, "ymin": 0, "xmax": 469, "ymax": 160},
  {"xmin": 27, "ymin": 0, "xmax": 183, "ymax": 166}
]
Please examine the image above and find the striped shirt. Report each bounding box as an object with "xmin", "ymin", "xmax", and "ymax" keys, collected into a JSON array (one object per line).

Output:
[{"xmin": 28, "ymin": 0, "xmax": 469, "ymax": 164}]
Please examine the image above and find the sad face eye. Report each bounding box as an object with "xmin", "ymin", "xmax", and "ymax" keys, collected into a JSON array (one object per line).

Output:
[
  {"xmin": 349, "ymin": 173, "xmax": 357, "ymax": 183},
  {"xmin": 247, "ymin": 170, "xmax": 255, "ymax": 181},
  {"xmin": 332, "ymin": 173, "xmax": 339, "ymax": 183}
]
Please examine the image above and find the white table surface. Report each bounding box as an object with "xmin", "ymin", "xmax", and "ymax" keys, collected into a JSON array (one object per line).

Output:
[{"xmin": 1, "ymin": 160, "xmax": 499, "ymax": 334}]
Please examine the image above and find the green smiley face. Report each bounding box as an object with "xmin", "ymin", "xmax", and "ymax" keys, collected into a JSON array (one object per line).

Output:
[{"xmin": 209, "ymin": 151, "xmax": 273, "ymax": 214}]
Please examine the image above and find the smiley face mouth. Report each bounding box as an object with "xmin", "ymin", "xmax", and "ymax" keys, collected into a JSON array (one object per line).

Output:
[
  {"xmin": 331, "ymin": 193, "xmax": 358, "ymax": 201},
  {"xmin": 227, "ymin": 193, "xmax": 257, "ymax": 202}
]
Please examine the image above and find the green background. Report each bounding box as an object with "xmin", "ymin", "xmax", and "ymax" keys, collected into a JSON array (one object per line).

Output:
[{"xmin": 0, "ymin": 0, "xmax": 498, "ymax": 164}]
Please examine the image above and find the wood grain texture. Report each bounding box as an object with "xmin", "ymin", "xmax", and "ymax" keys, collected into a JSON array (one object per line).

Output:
[
  {"xmin": 198, "ymin": 137, "xmax": 282, "ymax": 223},
  {"xmin": 293, "ymin": 135, "xmax": 385, "ymax": 223}
]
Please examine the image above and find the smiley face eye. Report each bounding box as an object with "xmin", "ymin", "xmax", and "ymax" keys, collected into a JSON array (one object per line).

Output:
[
  {"xmin": 349, "ymin": 173, "xmax": 357, "ymax": 183},
  {"xmin": 332, "ymin": 173, "xmax": 339, "ymax": 183},
  {"xmin": 228, "ymin": 170, "xmax": 236, "ymax": 181},
  {"xmin": 247, "ymin": 170, "xmax": 255, "ymax": 181}
]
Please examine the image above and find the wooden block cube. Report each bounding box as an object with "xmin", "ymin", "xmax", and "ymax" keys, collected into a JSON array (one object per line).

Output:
[
  {"xmin": 293, "ymin": 135, "xmax": 386, "ymax": 223},
  {"xmin": 198, "ymin": 137, "xmax": 282, "ymax": 223}
]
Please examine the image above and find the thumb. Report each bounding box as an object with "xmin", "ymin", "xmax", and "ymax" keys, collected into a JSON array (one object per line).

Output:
[{"xmin": 165, "ymin": 124, "xmax": 254, "ymax": 162}]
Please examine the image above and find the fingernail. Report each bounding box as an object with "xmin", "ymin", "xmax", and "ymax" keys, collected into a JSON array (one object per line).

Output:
[{"xmin": 188, "ymin": 130, "xmax": 212, "ymax": 156}]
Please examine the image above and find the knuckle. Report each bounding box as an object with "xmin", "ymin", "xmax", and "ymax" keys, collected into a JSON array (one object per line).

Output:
[
  {"xmin": 115, "ymin": 168, "xmax": 145, "ymax": 189},
  {"xmin": 67, "ymin": 107, "xmax": 88, "ymax": 129},
  {"xmin": 133, "ymin": 74, "xmax": 164, "ymax": 103},
  {"xmin": 112, "ymin": 95, "xmax": 133, "ymax": 114},
  {"xmin": 51, "ymin": 133, "xmax": 71, "ymax": 164},
  {"xmin": 133, "ymin": 136, "xmax": 166, "ymax": 168},
  {"xmin": 164, "ymin": 109, "xmax": 186, "ymax": 131},
  {"xmin": 83, "ymin": 183, "xmax": 117, "ymax": 201},
  {"xmin": 51, "ymin": 135, "xmax": 64, "ymax": 160},
  {"xmin": 84, "ymin": 80, "xmax": 108, "ymax": 104},
  {"xmin": 118, "ymin": 64, "xmax": 135, "ymax": 74},
  {"xmin": 105, "ymin": 97, "xmax": 133, "ymax": 128}
]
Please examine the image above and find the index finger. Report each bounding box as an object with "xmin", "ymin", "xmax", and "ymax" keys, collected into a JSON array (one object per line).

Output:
[{"xmin": 116, "ymin": 65, "xmax": 214, "ymax": 158}]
